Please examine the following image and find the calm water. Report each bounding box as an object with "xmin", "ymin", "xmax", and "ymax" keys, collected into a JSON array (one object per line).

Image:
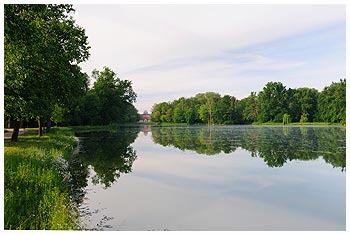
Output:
[{"xmin": 69, "ymin": 125, "xmax": 346, "ymax": 231}]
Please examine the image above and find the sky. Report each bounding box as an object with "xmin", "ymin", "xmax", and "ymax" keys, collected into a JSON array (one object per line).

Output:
[{"xmin": 73, "ymin": 4, "xmax": 346, "ymax": 113}]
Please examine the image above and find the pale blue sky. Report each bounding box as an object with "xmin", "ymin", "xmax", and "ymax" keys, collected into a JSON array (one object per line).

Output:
[{"xmin": 74, "ymin": 4, "xmax": 345, "ymax": 113}]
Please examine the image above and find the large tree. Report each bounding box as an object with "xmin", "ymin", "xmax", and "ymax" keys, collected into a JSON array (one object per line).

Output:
[
  {"xmin": 317, "ymin": 79, "xmax": 346, "ymax": 124},
  {"xmin": 79, "ymin": 67, "xmax": 137, "ymax": 125},
  {"xmin": 257, "ymin": 82, "xmax": 288, "ymax": 122},
  {"xmin": 5, "ymin": 4, "xmax": 90, "ymax": 140},
  {"xmin": 288, "ymin": 87, "xmax": 319, "ymax": 122}
]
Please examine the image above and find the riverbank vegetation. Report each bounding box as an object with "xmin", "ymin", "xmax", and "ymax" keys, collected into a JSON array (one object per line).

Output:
[
  {"xmin": 3, "ymin": 3, "xmax": 346, "ymax": 231},
  {"xmin": 4, "ymin": 128, "xmax": 80, "ymax": 229},
  {"xmin": 151, "ymin": 79, "xmax": 346, "ymax": 126},
  {"xmin": 4, "ymin": 4, "xmax": 139, "ymax": 230},
  {"xmin": 5, "ymin": 4, "xmax": 138, "ymax": 142}
]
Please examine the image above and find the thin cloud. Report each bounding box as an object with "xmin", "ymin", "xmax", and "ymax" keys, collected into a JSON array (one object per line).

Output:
[{"xmin": 74, "ymin": 4, "xmax": 345, "ymax": 112}]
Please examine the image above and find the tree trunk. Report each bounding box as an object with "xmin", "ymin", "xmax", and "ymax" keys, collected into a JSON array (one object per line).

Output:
[
  {"xmin": 38, "ymin": 116, "xmax": 43, "ymax": 137},
  {"xmin": 46, "ymin": 118, "xmax": 51, "ymax": 133},
  {"xmin": 11, "ymin": 120, "xmax": 21, "ymax": 142},
  {"xmin": 7, "ymin": 116, "xmax": 11, "ymax": 129}
]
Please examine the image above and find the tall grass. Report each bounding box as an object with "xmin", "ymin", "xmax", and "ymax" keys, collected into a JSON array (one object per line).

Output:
[{"xmin": 4, "ymin": 128, "xmax": 80, "ymax": 230}]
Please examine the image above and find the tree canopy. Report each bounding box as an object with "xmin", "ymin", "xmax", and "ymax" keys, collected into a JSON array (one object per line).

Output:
[
  {"xmin": 5, "ymin": 4, "xmax": 90, "ymax": 139},
  {"xmin": 72, "ymin": 67, "xmax": 139, "ymax": 126},
  {"xmin": 151, "ymin": 79, "xmax": 346, "ymax": 125},
  {"xmin": 5, "ymin": 5, "xmax": 140, "ymax": 140}
]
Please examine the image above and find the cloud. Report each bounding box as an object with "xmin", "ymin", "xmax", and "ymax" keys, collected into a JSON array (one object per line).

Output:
[{"xmin": 74, "ymin": 4, "xmax": 345, "ymax": 112}]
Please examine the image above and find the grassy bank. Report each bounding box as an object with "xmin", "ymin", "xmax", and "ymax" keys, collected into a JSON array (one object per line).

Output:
[
  {"xmin": 252, "ymin": 121, "xmax": 344, "ymax": 126},
  {"xmin": 4, "ymin": 127, "xmax": 79, "ymax": 230}
]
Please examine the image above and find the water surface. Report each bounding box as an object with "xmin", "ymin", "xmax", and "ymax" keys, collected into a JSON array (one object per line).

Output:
[{"xmin": 70, "ymin": 125, "xmax": 345, "ymax": 231}]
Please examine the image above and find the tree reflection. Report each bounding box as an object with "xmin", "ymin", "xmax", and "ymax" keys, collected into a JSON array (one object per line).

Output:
[
  {"xmin": 68, "ymin": 127, "xmax": 140, "ymax": 205},
  {"xmin": 151, "ymin": 126, "xmax": 346, "ymax": 170}
]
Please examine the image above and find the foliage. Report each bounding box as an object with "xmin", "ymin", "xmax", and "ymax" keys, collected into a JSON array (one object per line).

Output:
[
  {"xmin": 257, "ymin": 82, "xmax": 288, "ymax": 122},
  {"xmin": 317, "ymin": 79, "xmax": 346, "ymax": 124},
  {"xmin": 151, "ymin": 79, "xmax": 345, "ymax": 125},
  {"xmin": 72, "ymin": 67, "xmax": 138, "ymax": 125},
  {"xmin": 51, "ymin": 104, "xmax": 65, "ymax": 126},
  {"xmin": 241, "ymin": 92, "xmax": 258, "ymax": 123},
  {"xmin": 4, "ymin": 128, "xmax": 80, "ymax": 229},
  {"xmin": 282, "ymin": 113, "xmax": 290, "ymax": 125},
  {"xmin": 4, "ymin": 4, "xmax": 90, "ymax": 139},
  {"xmin": 151, "ymin": 92, "xmax": 240, "ymax": 125},
  {"xmin": 300, "ymin": 113, "xmax": 308, "ymax": 123},
  {"xmin": 288, "ymin": 87, "xmax": 319, "ymax": 122}
]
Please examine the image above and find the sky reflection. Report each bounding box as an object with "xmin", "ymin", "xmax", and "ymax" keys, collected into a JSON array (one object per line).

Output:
[{"xmin": 79, "ymin": 127, "xmax": 345, "ymax": 231}]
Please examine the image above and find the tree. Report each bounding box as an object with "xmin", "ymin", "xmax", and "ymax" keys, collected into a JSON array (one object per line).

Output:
[
  {"xmin": 257, "ymin": 82, "xmax": 288, "ymax": 122},
  {"xmin": 317, "ymin": 79, "xmax": 346, "ymax": 124},
  {"xmin": 4, "ymin": 4, "xmax": 90, "ymax": 140},
  {"xmin": 149, "ymin": 79, "xmax": 344, "ymax": 125},
  {"xmin": 288, "ymin": 87, "xmax": 319, "ymax": 122},
  {"xmin": 151, "ymin": 103, "xmax": 160, "ymax": 123},
  {"xmin": 184, "ymin": 108, "xmax": 196, "ymax": 125},
  {"xmin": 282, "ymin": 113, "xmax": 290, "ymax": 125},
  {"xmin": 79, "ymin": 67, "xmax": 137, "ymax": 125},
  {"xmin": 200, "ymin": 92, "xmax": 220, "ymax": 125},
  {"xmin": 173, "ymin": 98, "xmax": 186, "ymax": 123},
  {"xmin": 242, "ymin": 92, "xmax": 258, "ymax": 123}
]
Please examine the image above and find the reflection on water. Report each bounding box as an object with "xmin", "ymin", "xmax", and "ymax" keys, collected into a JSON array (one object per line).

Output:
[
  {"xmin": 151, "ymin": 126, "xmax": 346, "ymax": 170},
  {"xmin": 68, "ymin": 125, "xmax": 345, "ymax": 231},
  {"xmin": 68, "ymin": 127, "xmax": 139, "ymax": 210}
]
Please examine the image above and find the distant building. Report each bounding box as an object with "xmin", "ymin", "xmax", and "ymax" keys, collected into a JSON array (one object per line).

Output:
[{"xmin": 140, "ymin": 111, "xmax": 151, "ymax": 122}]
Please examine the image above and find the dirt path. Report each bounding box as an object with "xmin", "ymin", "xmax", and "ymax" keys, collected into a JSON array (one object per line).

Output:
[{"xmin": 4, "ymin": 129, "xmax": 26, "ymax": 139}]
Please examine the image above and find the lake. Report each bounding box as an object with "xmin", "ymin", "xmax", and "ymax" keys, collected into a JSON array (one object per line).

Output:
[{"xmin": 69, "ymin": 125, "xmax": 346, "ymax": 231}]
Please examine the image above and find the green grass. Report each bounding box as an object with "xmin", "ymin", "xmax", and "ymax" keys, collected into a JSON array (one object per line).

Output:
[
  {"xmin": 4, "ymin": 127, "xmax": 80, "ymax": 230},
  {"xmin": 287, "ymin": 122, "xmax": 344, "ymax": 126},
  {"xmin": 252, "ymin": 121, "xmax": 344, "ymax": 126}
]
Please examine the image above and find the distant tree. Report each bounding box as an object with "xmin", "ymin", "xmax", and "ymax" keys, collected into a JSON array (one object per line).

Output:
[
  {"xmin": 81, "ymin": 67, "xmax": 137, "ymax": 125},
  {"xmin": 199, "ymin": 104, "xmax": 209, "ymax": 124},
  {"xmin": 173, "ymin": 98, "xmax": 186, "ymax": 123},
  {"xmin": 150, "ymin": 79, "xmax": 344, "ymax": 125},
  {"xmin": 286, "ymin": 88, "xmax": 300, "ymax": 122},
  {"xmin": 300, "ymin": 113, "xmax": 308, "ymax": 123},
  {"xmin": 282, "ymin": 113, "xmax": 290, "ymax": 125},
  {"xmin": 151, "ymin": 109, "xmax": 161, "ymax": 123},
  {"xmin": 196, "ymin": 92, "xmax": 220, "ymax": 125},
  {"xmin": 184, "ymin": 108, "xmax": 195, "ymax": 125},
  {"xmin": 317, "ymin": 79, "xmax": 346, "ymax": 124},
  {"xmin": 162, "ymin": 103, "xmax": 173, "ymax": 123},
  {"xmin": 151, "ymin": 102, "xmax": 174, "ymax": 123},
  {"xmin": 257, "ymin": 82, "xmax": 288, "ymax": 122},
  {"xmin": 288, "ymin": 87, "xmax": 319, "ymax": 122},
  {"xmin": 242, "ymin": 92, "xmax": 258, "ymax": 123},
  {"xmin": 184, "ymin": 98, "xmax": 198, "ymax": 125}
]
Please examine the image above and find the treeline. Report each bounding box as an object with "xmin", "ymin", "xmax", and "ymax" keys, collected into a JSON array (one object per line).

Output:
[
  {"xmin": 4, "ymin": 5, "xmax": 138, "ymax": 141},
  {"xmin": 56, "ymin": 67, "xmax": 139, "ymax": 126},
  {"xmin": 151, "ymin": 80, "xmax": 346, "ymax": 125}
]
